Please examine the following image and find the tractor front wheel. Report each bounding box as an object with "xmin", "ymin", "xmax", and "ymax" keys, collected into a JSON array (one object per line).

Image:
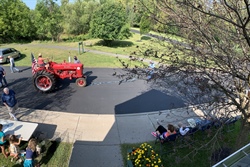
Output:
[
  {"xmin": 33, "ymin": 71, "xmax": 56, "ymax": 93},
  {"xmin": 76, "ymin": 78, "xmax": 87, "ymax": 87}
]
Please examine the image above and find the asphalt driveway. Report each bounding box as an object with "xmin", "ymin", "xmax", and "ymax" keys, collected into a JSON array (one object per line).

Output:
[{"xmin": 1, "ymin": 66, "xmax": 186, "ymax": 114}]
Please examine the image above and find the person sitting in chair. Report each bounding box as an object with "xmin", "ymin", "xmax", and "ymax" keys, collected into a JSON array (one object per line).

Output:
[
  {"xmin": 37, "ymin": 53, "xmax": 49, "ymax": 70},
  {"xmin": 178, "ymin": 122, "xmax": 190, "ymax": 136},
  {"xmin": 151, "ymin": 124, "xmax": 176, "ymax": 139}
]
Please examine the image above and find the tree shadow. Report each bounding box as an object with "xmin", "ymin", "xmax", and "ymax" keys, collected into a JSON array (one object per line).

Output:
[
  {"xmin": 94, "ymin": 40, "xmax": 134, "ymax": 48},
  {"xmin": 8, "ymin": 77, "xmax": 76, "ymax": 111}
]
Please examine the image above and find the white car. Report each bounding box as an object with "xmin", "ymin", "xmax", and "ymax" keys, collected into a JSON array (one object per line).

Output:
[{"xmin": 0, "ymin": 48, "xmax": 21, "ymax": 63}]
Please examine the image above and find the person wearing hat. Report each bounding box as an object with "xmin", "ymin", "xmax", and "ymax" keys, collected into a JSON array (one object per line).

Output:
[
  {"xmin": 73, "ymin": 56, "xmax": 80, "ymax": 64},
  {"xmin": 37, "ymin": 53, "xmax": 49, "ymax": 69}
]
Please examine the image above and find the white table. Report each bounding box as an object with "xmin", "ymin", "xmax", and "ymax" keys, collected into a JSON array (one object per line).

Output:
[{"xmin": 0, "ymin": 119, "xmax": 38, "ymax": 141}]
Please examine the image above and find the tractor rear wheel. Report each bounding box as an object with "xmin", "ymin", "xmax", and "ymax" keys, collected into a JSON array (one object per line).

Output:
[
  {"xmin": 76, "ymin": 78, "xmax": 87, "ymax": 87},
  {"xmin": 33, "ymin": 71, "xmax": 56, "ymax": 93}
]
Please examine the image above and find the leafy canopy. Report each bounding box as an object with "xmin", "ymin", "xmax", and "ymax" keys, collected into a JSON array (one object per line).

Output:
[
  {"xmin": 89, "ymin": 1, "xmax": 132, "ymax": 44},
  {"xmin": 0, "ymin": 0, "xmax": 35, "ymax": 41}
]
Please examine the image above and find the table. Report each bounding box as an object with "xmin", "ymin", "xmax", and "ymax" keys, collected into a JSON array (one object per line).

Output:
[{"xmin": 0, "ymin": 119, "xmax": 38, "ymax": 141}]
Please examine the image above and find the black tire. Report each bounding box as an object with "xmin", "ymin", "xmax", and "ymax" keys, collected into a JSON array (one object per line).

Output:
[
  {"xmin": 76, "ymin": 78, "xmax": 87, "ymax": 87},
  {"xmin": 33, "ymin": 70, "xmax": 56, "ymax": 93}
]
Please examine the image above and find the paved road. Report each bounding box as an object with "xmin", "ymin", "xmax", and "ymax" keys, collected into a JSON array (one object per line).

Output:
[{"xmin": 2, "ymin": 66, "xmax": 186, "ymax": 115}]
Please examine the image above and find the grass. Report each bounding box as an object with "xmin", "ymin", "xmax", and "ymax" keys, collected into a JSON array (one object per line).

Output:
[
  {"xmin": 0, "ymin": 27, "xmax": 184, "ymax": 69},
  {"xmin": 0, "ymin": 43, "xmax": 138, "ymax": 68},
  {"xmin": 121, "ymin": 121, "xmax": 250, "ymax": 167},
  {"xmin": 0, "ymin": 36, "xmax": 162, "ymax": 68},
  {"xmin": 130, "ymin": 27, "xmax": 184, "ymax": 42},
  {"xmin": 0, "ymin": 140, "xmax": 73, "ymax": 167},
  {"xmin": 2, "ymin": 30, "xmax": 172, "ymax": 61}
]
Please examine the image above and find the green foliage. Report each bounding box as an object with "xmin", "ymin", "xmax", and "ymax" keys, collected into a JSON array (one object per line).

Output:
[
  {"xmin": 34, "ymin": 0, "xmax": 63, "ymax": 41},
  {"xmin": 0, "ymin": 0, "xmax": 36, "ymax": 42},
  {"xmin": 66, "ymin": 34, "xmax": 91, "ymax": 42},
  {"xmin": 89, "ymin": 1, "xmax": 132, "ymax": 45},
  {"xmin": 140, "ymin": 15, "xmax": 151, "ymax": 35},
  {"xmin": 61, "ymin": 0, "xmax": 99, "ymax": 35},
  {"xmin": 122, "ymin": 122, "xmax": 250, "ymax": 167}
]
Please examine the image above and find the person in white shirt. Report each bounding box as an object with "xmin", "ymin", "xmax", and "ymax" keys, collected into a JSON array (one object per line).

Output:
[
  {"xmin": 148, "ymin": 60, "xmax": 155, "ymax": 69},
  {"xmin": 8, "ymin": 56, "xmax": 20, "ymax": 73},
  {"xmin": 178, "ymin": 122, "xmax": 190, "ymax": 136},
  {"xmin": 147, "ymin": 60, "xmax": 155, "ymax": 80},
  {"xmin": 73, "ymin": 56, "xmax": 80, "ymax": 64}
]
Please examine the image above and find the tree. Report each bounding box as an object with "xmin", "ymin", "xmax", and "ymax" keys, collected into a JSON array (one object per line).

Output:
[
  {"xmin": 61, "ymin": 0, "xmax": 99, "ymax": 35},
  {"xmin": 0, "ymin": 0, "xmax": 36, "ymax": 42},
  {"xmin": 89, "ymin": 1, "xmax": 132, "ymax": 45},
  {"xmin": 122, "ymin": 0, "xmax": 250, "ymax": 124},
  {"xmin": 115, "ymin": 0, "xmax": 250, "ymax": 164},
  {"xmin": 139, "ymin": 14, "xmax": 151, "ymax": 35},
  {"xmin": 34, "ymin": 0, "xmax": 63, "ymax": 41}
]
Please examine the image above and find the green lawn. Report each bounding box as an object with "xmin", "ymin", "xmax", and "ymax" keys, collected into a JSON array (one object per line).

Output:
[
  {"xmin": 0, "ymin": 27, "xmax": 183, "ymax": 69},
  {"xmin": 0, "ymin": 43, "xmax": 137, "ymax": 68},
  {"xmin": 0, "ymin": 140, "xmax": 72, "ymax": 167},
  {"xmin": 122, "ymin": 122, "xmax": 250, "ymax": 167}
]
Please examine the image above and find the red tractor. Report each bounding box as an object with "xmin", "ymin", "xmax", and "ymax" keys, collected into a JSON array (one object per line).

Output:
[{"xmin": 32, "ymin": 59, "xmax": 87, "ymax": 93}]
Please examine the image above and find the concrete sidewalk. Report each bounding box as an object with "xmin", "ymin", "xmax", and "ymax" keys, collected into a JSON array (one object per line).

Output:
[{"xmin": 0, "ymin": 106, "xmax": 205, "ymax": 167}]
